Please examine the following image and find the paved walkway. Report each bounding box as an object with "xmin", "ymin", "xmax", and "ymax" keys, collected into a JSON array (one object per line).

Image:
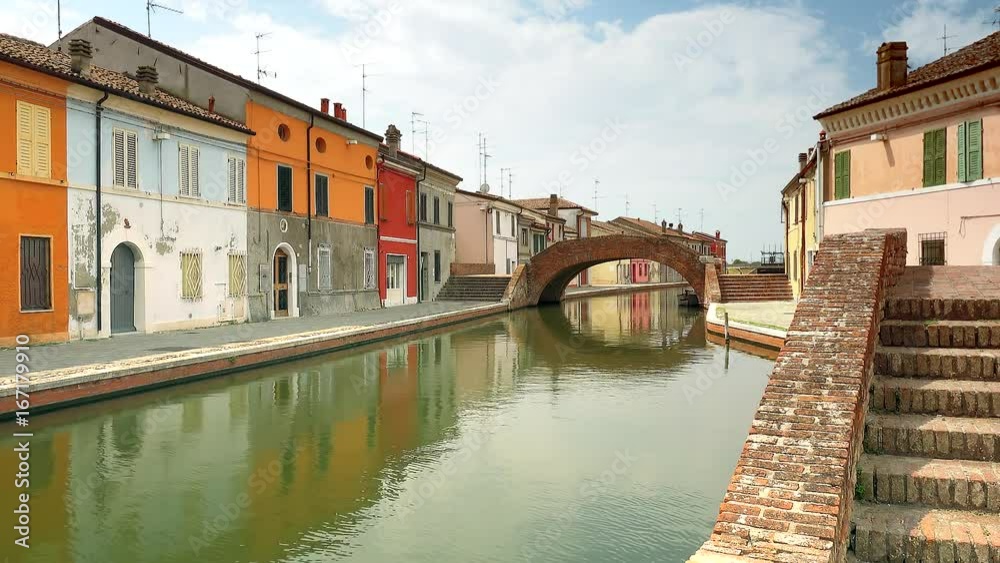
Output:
[
  {"xmin": 0, "ymin": 301, "xmax": 484, "ymax": 376},
  {"xmin": 714, "ymin": 300, "xmax": 796, "ymax": 332},
  {"xmin": 889, "ymin": 265, "xmax": 1000, "ymax": 299}
]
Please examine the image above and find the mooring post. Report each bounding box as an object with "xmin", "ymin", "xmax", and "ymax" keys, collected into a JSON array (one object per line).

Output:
[{"xmin": 724, "ymin": 312, "xmax": 730, "ymax": 342}]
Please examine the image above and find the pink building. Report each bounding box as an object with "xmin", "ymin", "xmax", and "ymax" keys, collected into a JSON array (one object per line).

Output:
[{"xmin": 815, "ymin": 35, "xmax": 1000, "ymax": 266}]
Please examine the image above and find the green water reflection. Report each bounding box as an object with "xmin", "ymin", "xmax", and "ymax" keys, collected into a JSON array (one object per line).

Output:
[{"xmin": 1, "ymin": 289, "xmax": 773, "ymax": 562}]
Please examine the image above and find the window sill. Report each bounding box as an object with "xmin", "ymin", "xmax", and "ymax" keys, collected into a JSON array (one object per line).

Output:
[
  {"xmin": 20, "ymin": 308, "xmax": 54, "ymax": 314},
  {"xmin": 6, "ymin": 173, "xmax": 66, "ymax": 187}
]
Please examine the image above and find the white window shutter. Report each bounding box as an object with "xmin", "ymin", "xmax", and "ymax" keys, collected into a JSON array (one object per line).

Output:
[
  {"xmin": 238, "ymin": 159, "xmax": 246, "ymax": 204},
  {"xmin": 179, "ymin": 145, "xmax": 189, "ymax": 196},
  {"xmin": 228, "ymin": 157, "xmax": 237, "ymax": 202},
  {"xmin": 190, "ymin": 147, "xmax": 200, "ymax": 196},
  {"xmin": 126, "ymin": 131, "xmax": 138, "ymax": 188},
  {"xmin": 16, "ymin": 101, "xmax": 34, "ymax": 176},
  {"xmin": 113, "ymin": 129, "xmax": 126, "ymax": 187}
]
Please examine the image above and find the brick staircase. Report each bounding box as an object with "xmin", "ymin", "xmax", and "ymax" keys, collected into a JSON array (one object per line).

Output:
[
  {"xmin": 850, "ymin": 279, "xmax": 1000, "ymax": 561},
  {"xmin": 717, "ymin": 273, "xmax": 793, "ymax": 302},
  {"xmin": 435, "ymin": 275, "xmax": 511, "ymax": 302}
]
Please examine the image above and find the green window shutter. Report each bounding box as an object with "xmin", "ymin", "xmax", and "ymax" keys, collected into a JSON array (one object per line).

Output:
[
  {"xmin": 934, "ymin": 128, "xmax": 946, "ymax": 186},
  {"xmin": 834, "ymin": 151, "xmax": 851, "ymax": 200},
  {"xmin": 968, "ymin": 119, "xmax": 983, "ymax": 181},
  {"xmin": 923, "ymin": 131, "xmax": 935, "ymax": 187},
  {"xmin": 277, "ymin": 165, "xmax": 292, "ymax": 211},
  {"xmin": 957, "ymin": 122, "xmax": 967, "ymax": 182}
]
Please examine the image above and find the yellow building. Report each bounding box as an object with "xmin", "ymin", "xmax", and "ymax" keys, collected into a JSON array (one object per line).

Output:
[
  {"xmin": 587, "ymin": 220, "xmax": 631, "ymax": 285},
  {"xmin": 781, "ymin": 150, "xmax": 820, "ymax": 300}
]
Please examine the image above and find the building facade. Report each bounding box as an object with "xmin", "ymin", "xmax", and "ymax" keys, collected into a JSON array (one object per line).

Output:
[
  {"xmin": 514, "ymin": 195, "xmax": 597, "ymax": 285},
  {"xmin": 418, "ymin": 162, "xmax": 461, "ymax": 302},
  {"xmin": 781, "ymin": 151, "xmax": 819, "ymax": 299},
  {"xmin": 377, "ymin": 126, "xmax": 419, "ymax": 307},
  {"xmin": 815, "ymin": 36, "xmax": 1000, "ymax": 266}
]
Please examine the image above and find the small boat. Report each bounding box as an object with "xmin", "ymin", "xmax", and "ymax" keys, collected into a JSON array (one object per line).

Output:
[{"xmin": 678, "ymin": 289, "xmax": 700, "ymax": 308}]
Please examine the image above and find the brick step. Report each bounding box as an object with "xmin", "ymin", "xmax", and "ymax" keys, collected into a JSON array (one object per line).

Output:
[
  {"xmin": 885, "ymin": 297, "xmax": 1000, "ymax": 321},
  {"xmin": 721, "ymin": 297, "xmax": 793, "ymax": 302},
  {"xmin": 720, "ymin": 292, "xmax": 793, "ymax": 298},
  {"xmin": 872, "ymin": 377, "xmax": 1000, "ymax": 418},
  {"xmin": 856, "ymin": 454, "xmax": 1000, "ymax": 510},
  {"xmin": 864, "ymin": 413, "xmax": 1000, "ymax": 462},
  {"xmin": 850, "ymin": 502, "xmax": 1000, "ymax": 561},
  {"xmin": 880, "ymin": 320, "xmax": 1000, "ymax": 349},
  {"xmin": 874, "ymin": 347, "xmax": 1000, "ymax": 380}
]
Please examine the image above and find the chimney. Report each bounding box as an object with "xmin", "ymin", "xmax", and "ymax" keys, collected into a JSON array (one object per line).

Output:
[
  {"xmin": 678, "ymin": 222, "xmax": 684, "ymax": 232},
  {"xmin": 136, "ymin": 65, "xmax": 159, "ymax": 96},
  {"xmin": 208, "ymin": 96, "xmax": 216, "ymax": 113},
  {"xmin": 715, "ymin": 230, "xmax": 721, "ymax": 239},
  {"xmin": 877, "ymin": 42, "xmax": 908, "ymax": 91},
  {"xmin": 320, "ymin": 98, "xmax": 330, "ymax": 114},
  {"xmin": 798, "ymin": 152, "xmax": 808, "ymax": 171},
  {"xmin": 385, "ymin": 124, "xmax": 402, "ymax": 157},
  {"xmin": 668, "ymin": 222, "xmax": 674, "ymax": 229},
  {"xmin": 548, "ymin": 194, "xmax": 558, "ymax": 217},
  {"xmin": 340, "ymin": 105, "xmax": 347, "ymax": 121},
  {"xmin": 333, "ymin": 102, "xmax": 343, "ymax": 119},
  {"xmin": 69, "ymin": 39, "xmax": 92, "ymax": 76},
  {"xmin": 660, "ymin": 220, "xmax": 667, "ymax": 234}
]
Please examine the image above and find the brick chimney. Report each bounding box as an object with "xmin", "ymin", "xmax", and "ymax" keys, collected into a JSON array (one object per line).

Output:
[
  {"xmin": 877, "ymin": 42, "xmax": 908, "ymax": 91},
  {"xmin": 208, "ymin": 96, "xmax": 216, "ymax": 113},
  {"xmin": 548, "ymin": 194, "xmax": 559, "ymax": 217},
  {"xmin": 320, "ymin": 98, "xmax": 330, "ymax": 114},
  {"xmin": 678, "ymin": 222, "xmax": 684, "ymax": 232},
  {"xmin": 136, "ymin": 65, "xmax": 159, "ymax": 96},
  {"xmin": 69, "ymin": 39, "xmax": 92, "ymax": 76},
  {"xmin": 661, "ymin": 220, "xmax": 667, "ymax": 234},
  {"xmin": 668, "ymin": 222, "xmax": 674, "ymax": 229},
  {"xmin": 798, "ymin": 152, "xmax": 808, "ymax": 170},
  {"xmin": 715, "ymin": 230, "xmax": 721, "ymax": 239},
  {"xmin": 385, "ymin": 124, "xmax": 402, "ymax": 157}
]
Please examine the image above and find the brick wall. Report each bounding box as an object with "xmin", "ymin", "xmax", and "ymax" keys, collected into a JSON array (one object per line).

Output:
[
  {"xmin": 689, "ymin": 229, "xmax": 906, "ymax": 563},
  {"xmin": 450, "ymin": 262, "xmax": 495, "ymax": 276},
  {"xmin": 705, "ymin": 261, "xmax": 722, "ymax": 306}
]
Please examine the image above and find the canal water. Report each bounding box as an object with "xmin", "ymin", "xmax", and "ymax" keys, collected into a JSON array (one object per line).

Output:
[{"xmin": 1, "ymin": 288, "xmax": 773, "ymax": 563}]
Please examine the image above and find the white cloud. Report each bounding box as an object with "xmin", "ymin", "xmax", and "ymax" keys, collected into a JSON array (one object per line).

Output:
[{"xmin": 864, "ymin": 0, "xmax": 994, "ymax": 66}]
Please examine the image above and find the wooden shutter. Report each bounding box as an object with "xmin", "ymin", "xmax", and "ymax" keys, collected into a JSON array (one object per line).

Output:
[
  {"xmin": 923, "ymin": 129, "xmax": 946, "ymax": 187},
  {"xmin": 228, "ymin": 157, "xmax": 238, "ymax": 202},
  {"xmin": 968, "ymin": 119, "xmax": 983, "ymax": 181},
  {"xmin": 16, "ymin": 101, "xmax": 33, "ymax": 176},
  {"xmin": 32, "ymin": 105, "xmax": 51, "ymax": 178},
  {"xmin": 179, "ymin": 145, "xmax": 190, "ymax": 196},
  {"xmin": 126, "ymin": 131, "xmax": 138, "ymax": 188},
  {"xmin": 277, "ymin": 166, "xmax": 292, "ymax": 211},
  {"xmin": 113, "ymin": 129, "xmax": 126, "ymax": 187},
  {"xmin": 237, "ymin": 159, "xmax": 245, "ymax": 204},
  {"xmin": 958, "ymin": 122, "xmax": 967, "ymax": 182},
  {"xmin": 20, "ymin": 236, "xmax": 51, "ymax": 311},
  {"xmin": 923, "ymin": 131, "xmax": 935, "ymax": 187},
  {"xmin": 834, "ymin": 151, "xmax": 851, "ymax": 200},
  {"xmin": 365, "ymin": 187, "xmax": 374, "ymax": 224}
]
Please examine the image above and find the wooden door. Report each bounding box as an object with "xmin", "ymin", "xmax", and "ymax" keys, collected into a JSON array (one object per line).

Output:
[
  {"xmin": 110, "ymin": 244, "xmax": 136, "ymax": 333},
  {"xmin": 274, "ymin": 249, "xmax": 289, "ymax": 317}
]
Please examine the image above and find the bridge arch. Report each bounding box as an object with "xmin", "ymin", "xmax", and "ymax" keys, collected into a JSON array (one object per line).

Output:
[{"xmin": 508, "ymin": 235, "xmax": 709, "ymax": 307}]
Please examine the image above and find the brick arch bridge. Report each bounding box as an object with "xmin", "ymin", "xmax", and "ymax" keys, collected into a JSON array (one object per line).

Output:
[{"xmin": 507, "ymin": 235, "xmax": 709, "ymax": 307}]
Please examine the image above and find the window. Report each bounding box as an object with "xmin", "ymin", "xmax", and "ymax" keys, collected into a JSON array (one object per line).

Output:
[
  {"xmin": 923, "ymin": 128, "xmax": 946, "ymax": 187},
  {"xmin": 433, "ymin": 196, "xmax": 440, "ymax": 224},
  {"xmin": 510, "ymin": 215, "xmax": 515, "ymax": 236},
  {"xmin": 315, "ymin": 137, "xmax": 327, "ymax": 153},
  {"xmin": 520, "ymin": 228, "xmax": 528, "ymax": 246},
  {"xmin": 958, "ymin": 119, "xmax": 983, "ymax": 182},
  {"xmin": 228, "ymin": 253, "xmax": 247, "ymax": 297},
  {"xmin": 434, "ymin": 250, "xmax": 441, "ymax": 282},
  {"xmin": 495, "ymin": 211, "xmax": 501, "ymax": 235},
  {"xmin": 919, "ymin": 232, "xmax": 946, "ymax": 266},
  {"xmin": 533, "ymin": 233, "xmax": 546, "ymax": 254},
  {"xmin": 20, "ymin": 236, "xmax": 51, "ymax": 311},
  {"xmin": 277, "ymin": 123, "xmax": 290, "ymax": 142},
  {"xmin": 447, "ymin": 201, "xmax": 453, "ymax": 227},
  {"xmin": 178, "ymin": 144, "xmax": 200, "ymax": 197},
  {"xmin": 228, "ymin": 156, "xmax": 246, "ymax": 204},
  {"xmin": 16, "ymin": 101, "xmax": 51, "ymax": 179},
  {"xmin": 113, "ymin": 128, "xmax": 138, "ymax": 189},
  {"xmin": 277, "ymin": 165, "xmax": 293, "ymax": 212},
  {"xmin": 364, "ymin": 186, "xmax": 375, "ymax": 224},
  {"xmin": 181, "ymin": 251, "xmax": 203, "ymax": 299},
  {"xmin": 315, "ymin": 173, "xmax": 329, "ymax": 217},
  {"xmin": 317, "ymin": 245, "xmax": 332, "ymax": 290},
  {"xmin": 834, "ymin": 151, "xmax": 851, "ymax": 200},
  {"xmin": 420, "ymin": 193, "xmax": 428, "ymax": 221},
  {"xmin": 363, "ymin": 248, "xmax": 376, "ymax": 289}
]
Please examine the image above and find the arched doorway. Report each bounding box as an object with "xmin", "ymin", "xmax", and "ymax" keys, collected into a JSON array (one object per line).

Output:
[
  {"xmin": 110, "ymin": 244, "xmax": 136, "ymax": 333},
  {"xmin": 271, "ymin": 243, "xmax": 298, "ymax": 318}
]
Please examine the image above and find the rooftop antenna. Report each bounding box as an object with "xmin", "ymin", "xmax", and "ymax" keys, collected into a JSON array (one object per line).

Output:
[
  {"xmin": 676, "ymin": 207, "xmax": 685, "ymax": 226},
  {"xmin": 624, "ymin": 194, "xmax": 630, "ymax": 216},
  {"xmin": 592, "ymin": 178, "xmax": 602, "ymax": 211},
  {"xmin": 254, "ymin": 33, "xmax": 276, "ymax": 83},
  {"xmin": 57, "ymin": 0, "xmax": 62, "ymax": 43},
  {"xmin": 355, "ymin": 63, "xmax": 381, "ymax": 129},
  {"xmin": 477, "ymin": 133, "xmax": 491, "ymax": 193},
  {"xmin": 939, "ymin": 24, "xmax": 957, "ymax": 56},
  {"xmin": 508, "ymin": 170, "xmax": 514, "ymax": 199},
  {"xmin": 410, "ymin": 112, "xmax": 423, "ymax": 153},
  {"xmin": 984, "ymin": 6, "xmax": 1000, "ymax": 29},
  {"xmin": 147, "ymin": 0, "xmax": 183, "ymax": 39},
  {"xmin": 500, "ymin": 168, "xmax": 510, "ymax": 197},
  {"xmin": 653, "ymin": 204, "xmax": 658, "ymax": 223}
]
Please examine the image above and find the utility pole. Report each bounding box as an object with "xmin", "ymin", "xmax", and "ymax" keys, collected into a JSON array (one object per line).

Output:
[
  {"xmin": 147, "ymin": 0, "xmax": 183, "ymax": 38},
  {"xmin": 254, "ymin": 33, "xmax": 276, "ymax": 83}
]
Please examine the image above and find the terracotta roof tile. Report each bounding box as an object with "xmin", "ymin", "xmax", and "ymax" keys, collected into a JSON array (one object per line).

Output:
[
  {"xmin": 0, "ymin": 33, "xmax": 253, "ymax": 134},
  {"xmin": 512, "ymin": 196, "xmax": 598, "ymax": 215},
  {"xmin": 816, "ymin": 31, "xmax": 1000, "ymax": 118}
]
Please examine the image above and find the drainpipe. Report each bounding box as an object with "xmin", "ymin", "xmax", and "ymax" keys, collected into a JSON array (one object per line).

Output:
[
  {"xmin": 306, "ymin": 115, "xmax": 314, "ymax": 273},
  {"xmin": 95, "ymin": 91, "xmax": 109, "ymax": 333},
  {"xmin": 416, "ymin": 162, "xmax": 427, "ymax": 300}
]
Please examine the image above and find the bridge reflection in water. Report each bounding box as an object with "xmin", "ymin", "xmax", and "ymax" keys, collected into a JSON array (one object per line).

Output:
[{"xmin": 0, "ymin": 288, "xmax": 775, "ymax": 563}]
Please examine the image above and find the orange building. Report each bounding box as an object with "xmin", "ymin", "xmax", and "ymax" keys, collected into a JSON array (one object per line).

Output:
[{"xmin": 0, "ymin": 59, "xmax": 69, "ymax": 345}]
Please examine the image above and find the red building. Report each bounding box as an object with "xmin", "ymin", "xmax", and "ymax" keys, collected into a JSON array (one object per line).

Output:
[
  {"xmin": 377, "ymin": 126, "xmax": 420, "ymax": 307},
  {"xmin": 630, "ymin": 259, "xmax": 652, "ymax": 283}
]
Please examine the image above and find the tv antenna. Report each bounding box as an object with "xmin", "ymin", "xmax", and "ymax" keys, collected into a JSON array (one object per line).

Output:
[
  {"xmin": 653, "ymin": 204, "xmax": 658, "ymax": 223},
  {"xmin": 254, "ymin": 33, "xmax": 276, "ymax": 83},
  {"xmin": 355, "ymin": 63, "xmax": 381, "ymax": 128},
  {"xmin": 477, "ymin": 133, "xmax": 492, "ymax": 193},
  {"xmin": 939, "ymin": 24, "xmax": 957, "ymax": 56},
  {"xmin": 676, "ymin": 207, "xmax": 685, "ymax": 227},
  {"xmin": 147, "ymin": 0, "xmax": 183, "ymax": 39},
  {"xmin": 412, "ymin": 112, "xmax": 430, "ymax": 159},
  {"xmin": 985, "ymin": 6, "xmax": 1000, "ymax": 29},
  {"xmin": 500, "ymin": 168, "xmax": 512, "ymax": 198},
  {"xmin": 592, "ymin": 178, "xmax": 602, "ymax": 210},
  {"xmin": 624, "ymin": 194, "xmax": 630, "ymax": 216}
]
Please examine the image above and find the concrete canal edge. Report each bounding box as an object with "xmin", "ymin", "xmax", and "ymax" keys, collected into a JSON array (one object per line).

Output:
[
  {"xmin": 563, "ymin": 281, "xmax": 689, "ymax": 301},
  {"xmin": 704, "ymin": 303, "xmax": 787, "ymax": 351},
  {"xmin": 0, "ymin": 302, "xmax": 510, "ymax": 418},
  {"xmin": 689, "ymin": 229, "xmax": 907, "ymax": 563}
]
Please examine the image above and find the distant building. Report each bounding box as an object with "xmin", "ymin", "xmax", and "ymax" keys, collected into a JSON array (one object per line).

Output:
[
  {"xmin": 781, "ymin": 151, "xmax": 819, "ymax": 299},
  {"xmin": 377, "ymin": 126, "xmax": 420, "ymax": 307},
  {"xmin": 513, "ymin": 195, "xmax": 597, "ymax": 285},
  {"xmin": 815, "ymin": 34, "xmax": 1000, "ymax": 266},
  {"xmin": 417, "ymin": 160, "xmax": 462, "ymax": 302}
]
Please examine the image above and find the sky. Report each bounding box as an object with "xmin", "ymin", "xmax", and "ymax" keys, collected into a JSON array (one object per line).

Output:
[{"xmin": 3, "ymin": 0, "xmax": 999, "ymax": 260}]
